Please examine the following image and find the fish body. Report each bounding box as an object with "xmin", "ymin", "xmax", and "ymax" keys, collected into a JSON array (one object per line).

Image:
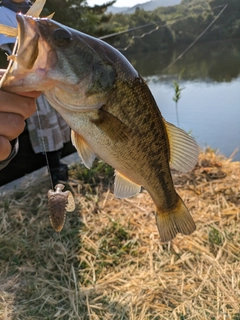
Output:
[{"xmin": 2, "ymin": 15, "xmax": 198, "ymax": 241}]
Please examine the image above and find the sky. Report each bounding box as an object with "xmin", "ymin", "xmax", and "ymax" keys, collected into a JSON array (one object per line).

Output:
[{"xmin": 87, "ymin": 0, "xmax": 148, "ymax": 8}]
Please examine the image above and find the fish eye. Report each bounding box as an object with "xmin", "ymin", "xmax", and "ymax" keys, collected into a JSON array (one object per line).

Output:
[{"xmin": 52, "ymin": 28, "xmax": 72, "ymax": 46}]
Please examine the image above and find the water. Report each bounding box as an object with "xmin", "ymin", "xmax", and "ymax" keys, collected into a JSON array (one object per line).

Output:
[
  {"xmin": 125, "ymin": 40, "xmax": 240, "ymax": 161},
  {"xmin": 1, "ymin": 39, "xmax": 239, "ymax": 161}
]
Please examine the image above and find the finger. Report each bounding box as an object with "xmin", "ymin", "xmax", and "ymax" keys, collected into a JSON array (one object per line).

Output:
[
  {"xmin": 0, "ymin": 136, "xmax": 12, "ymax": 161},
  {"xmin": 0, "ymin": 112, "xmax": 25, "ymax": 141},
  {"xmin": 0, "ymin": 91, "xmax": 36, "ymax": 119}
]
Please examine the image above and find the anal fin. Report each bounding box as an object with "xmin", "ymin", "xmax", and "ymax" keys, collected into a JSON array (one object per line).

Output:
[
  {"xmin": 114, "ymin": 170, "xmax": 141, "ymax": 198},
  {"xmin": 71, "ymin": 130, "xmax": 96, "ymax": 169}
]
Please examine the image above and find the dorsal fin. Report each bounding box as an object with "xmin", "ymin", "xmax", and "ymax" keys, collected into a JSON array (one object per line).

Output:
[
  {"xmin": 71, "ymin": 130, "xmax": 96, "ymax": 169},
  {"xmin": 164, "ymin": 120, "xmax": 199, "ymax": 173},
  {"xmin": 114, "ymin": 171, "xmax": 141, "ymax": 198},
  {"xmin": 46, "ymin": 13, "xmax": 55, "ymax": 19},
  {"xmin": 26, "ymin": 0, "xmax": 46, "ymax": 17}
]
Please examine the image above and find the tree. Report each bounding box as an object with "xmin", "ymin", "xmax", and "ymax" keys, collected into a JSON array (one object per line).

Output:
[
  {"xmin": 42, "ymin": 0, "xmax": 115, "ymax": 36},
  {"xmin": 103, "ymin": 9, "xmax": 173, "ymax": 52},
  {"xmin": 208, "ymin": 0, "xmax": 240, "ymax": 40}
]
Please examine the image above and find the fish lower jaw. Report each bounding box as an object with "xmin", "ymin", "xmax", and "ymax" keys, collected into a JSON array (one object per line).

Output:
[
  {"xmin": 2, "ymin": 83, "xmax": 41, "ymax": 94},
  {"xmin": 2, "ymin": 73, "xmax": 55, "ymax": 93},
  {"xmin": 18, "ymin": 91, "xmax": 42, "ymax": 98}
]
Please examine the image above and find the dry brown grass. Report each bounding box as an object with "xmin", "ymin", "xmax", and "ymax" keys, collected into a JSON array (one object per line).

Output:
[{"xmin": 0, "ymin": 148, "xmax": 240, "ymax": 319}]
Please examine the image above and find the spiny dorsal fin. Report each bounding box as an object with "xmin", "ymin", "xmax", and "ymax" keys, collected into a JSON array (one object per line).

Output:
[
  {"xmin": 27, "ymin": 0, "xmax": 46, "ymax": 17},
  {"xmin": 46, "ymin": 12, "xmax": 55, "ymax": 19},
  {"xmin": 0, "ymin": 0, "xmax": 46, "ymax": 37},
  {"xmin": 114, "ymin": 170, "xmax": 141, "ymax": 198},
  {"xmin": 71, "ymin": 130, "xmax": 96, "ymax": 169},
  {"xmin": 164, "ymin": 120, "xmax": 199, "ymax": 173}
]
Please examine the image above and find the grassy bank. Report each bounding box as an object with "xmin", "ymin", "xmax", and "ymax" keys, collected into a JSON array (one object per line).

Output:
[{"xmin": 0, "ymin": 149, "xmax": 240, "ymax": 319}]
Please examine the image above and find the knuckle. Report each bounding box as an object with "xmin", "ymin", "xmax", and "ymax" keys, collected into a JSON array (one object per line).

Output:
[
  {"xmin": 23, "ymin": 98, "xmax": 36, "ymax": 118},
  {"xmin": 9, "ymin": 114, "xmax": 25, "ymax": 137},
  {"xmin": 0, "ymin": 136, "xmax": 11, "ymax": 161}
]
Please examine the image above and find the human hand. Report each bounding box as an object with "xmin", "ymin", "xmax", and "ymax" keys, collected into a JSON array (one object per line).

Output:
[{"xmin": 0, "ymin": 69, "xmax": 40, "ymax": 161}]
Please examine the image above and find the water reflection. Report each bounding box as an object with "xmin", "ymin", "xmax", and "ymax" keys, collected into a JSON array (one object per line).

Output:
[
  {"xmin": 125, "ymin": 40, "xmax": 240, "ymax": 160},
  {"xmin": 0, "ymin": 40, "xmax": 239, "ymax": 160},
  {"xmin": 125, "ymin": 39, "xmax": 240, "ymax": 82},
  {"xmin": 148, "ymin": 78, "xmax": 240, "ymax": 160}
]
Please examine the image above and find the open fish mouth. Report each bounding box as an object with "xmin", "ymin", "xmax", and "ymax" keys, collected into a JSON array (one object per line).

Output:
[
  {"xmin": 0, "ymin": 0, "xmax": 51, "ymax": 91},
  {"xmin": 2, "ymin": 14, "xmax": 110, "ymax": 111},
  {"xmin": 0, "ymin": 14, "xmax": 39, "ymax": 89},
  {"xmin": 14, "ymin": 14, "xmax": 40, "ymax": 71},
  {"xmin": 1, "ymin": 14, "xmax": 58, "ymax": 92}
]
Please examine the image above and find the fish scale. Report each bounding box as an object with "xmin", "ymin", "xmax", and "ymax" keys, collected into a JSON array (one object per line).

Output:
[
  {"xmin": 2, "ymin": 14, "xmax": 199, "ymax": 242},
  {"xmin": 99, "ymin": 78, "xmax": 177, "ymax": 208}
]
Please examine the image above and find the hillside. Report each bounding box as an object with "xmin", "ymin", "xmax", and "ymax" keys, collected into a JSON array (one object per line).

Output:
[
  {"xmin": 104, "ymin": 0, "xmax": 240, "ymax": 52},
  {"xmin": 107, "ymin": 0, "xmax": 181, "ymax": 14}
]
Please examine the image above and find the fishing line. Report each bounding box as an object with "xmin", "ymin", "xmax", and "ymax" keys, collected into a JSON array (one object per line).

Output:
[
  {"xmin": 117, "ymin": 25, "xmax": 160, "ymax": 51},
  {"xmin": 161, "ymin": 4, "xmax": 228, "ymax": 74},
  {"xmin": 99, "ymin": 23, "xmax": 156, "ymax": 40},
  {"xmin": 0, "ymin": 37, "xmax": 54, "ymax": 190},
  {"xmin": 36, "ymin": 103, "xmax": 54, "ymax": 190},
  {"xmin": 0, "ymin": 39, "xmax": 18, "ymax": 88},
  {"xmin": 114, "ymin": 3, "xmax": 227, "ymax": 72},
  {"xmin": 108, "ymin": 6, "xmax": 223, "ymax": 48},
  {"xmin": 114, "ymin": 13, "xmax": 206, "ymax": 52}
]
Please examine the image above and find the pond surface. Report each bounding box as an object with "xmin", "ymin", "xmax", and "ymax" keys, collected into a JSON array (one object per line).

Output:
[
  {"xmin": 125, "ymin": 39, "xmax": 240, "ymax": 161},
  {"xmin": 0, "ymin": 39, "xmax": 239, "ymax": 163}
]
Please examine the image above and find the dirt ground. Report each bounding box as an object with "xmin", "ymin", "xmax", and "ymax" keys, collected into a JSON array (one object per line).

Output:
[{"xmin": 0, "ymin": 149, "xmax": 240, "ymax": 319}]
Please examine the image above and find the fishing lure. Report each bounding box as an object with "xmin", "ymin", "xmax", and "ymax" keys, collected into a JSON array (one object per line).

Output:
[{"xmin": 47, "ymin": 184, "xmax": 75, "ymax": 232}]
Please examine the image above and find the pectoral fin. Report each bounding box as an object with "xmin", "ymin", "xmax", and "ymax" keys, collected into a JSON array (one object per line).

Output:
[
  {"xmin": 114, "ymin": 170, "xmax": 141, "ymax": 198},
  {"xmin": 71, "ymin": 130, "xmax": 96, "ymax": 169},
  {"xmin": 164, "ymin": 120, "xmax": 199, "ymax": 173},
  {"xmin": 91, "ymin": 108, "xmax": 133, "ymax": 143}
]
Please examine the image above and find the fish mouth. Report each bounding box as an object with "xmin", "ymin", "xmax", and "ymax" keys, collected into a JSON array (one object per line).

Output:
[
  {"xmin": 16, "ymin": 13, "xmax": 40, "ymax": 71},
  {"xmin": 1, "ymin": 14, "xmax": 57, "ymax": 93}
]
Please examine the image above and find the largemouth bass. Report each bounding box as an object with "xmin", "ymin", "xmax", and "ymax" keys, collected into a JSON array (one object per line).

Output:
[{"xmin": 1, "ymin": 14, "xmax": 199, "ymax": 242}]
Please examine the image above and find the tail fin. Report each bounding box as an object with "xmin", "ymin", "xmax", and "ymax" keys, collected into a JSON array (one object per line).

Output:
[{"xmin": 155, "ymin": 196, "xmax": 196, "ymax": 242}]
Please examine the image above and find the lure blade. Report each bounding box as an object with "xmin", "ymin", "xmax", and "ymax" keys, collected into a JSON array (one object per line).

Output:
[{"xmin": 47, "ymin": 184, "xmax": 75, "ymax": 232}]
